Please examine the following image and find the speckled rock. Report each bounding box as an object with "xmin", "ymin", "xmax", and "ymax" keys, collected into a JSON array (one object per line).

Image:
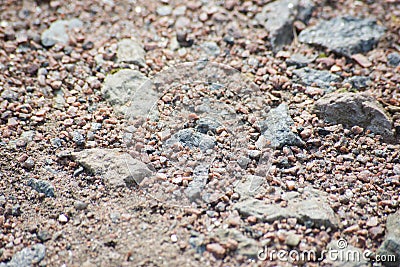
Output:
[
  {"xmin": 258, "ymin": 104, "xmax": 304, "ymax": 149},
  {"xmin": 299, "ymin": 17, "xmax": 386, "ymax": 57},
  {"xmin": 0, "ymin": 244, "xmax": 46, "ymax": 267}
]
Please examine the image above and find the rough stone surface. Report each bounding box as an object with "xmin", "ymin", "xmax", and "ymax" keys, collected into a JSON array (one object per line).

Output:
[
  {"xmin": 286, "ymin": 53, "xmax": 316, "ymax": 68},
  {"xmin": 343, "ymin": 76, "xmax": 371, "ymax": 89},
  {"xmin": 313, "ymin": 92, "xmax": 395, "ymax": 143},
  {"xmin": 27, "ymin": 178, "xmax": 55, "ymax": 197},
  {"xmin": 234, "ymin": 187, "xmax": 339, "ymax": 229},
  {"xmin": 41, "ymin": 19, "xmax": 83, "ymax": 47},
  {"xmin": 200, "ymin": 41, "xmax": 220, "ymax": 57},
  {"xmin": 326, "ymin": 240, "xmax": 369, "ymax": 267},
  {"xmin": 377, "ymin": 210, "xmax": 400, "ymax": 267},
  {"xmin": 298, "ymin": 17, "xmax": 386, "ymax": 57},
  {"xmin": 258, "ymin": 104, "xmax": 304, "ymax": 149},
  {"xmin": 71, "ymin": 148, "xmax": 152, "ymax": 188},
  {"xmin": 256, "ymin": 0, "xmax": 315, "ymax": 51},
  {"xmin": 101, "ymin": 69, "xmax": 157, "ymax": 119},
  {"xmin": 117, "ymin": 38, "xmax": 146, "ymax": 67},
  {"xmin": 0, "ymin": 244, "xmax": 46, "ymax": 267},
  {"xmin": 293, "ymin": 67, "xmax": 341, "ymax": 91},
  {"xmin": 387, "ymin": 52, "xmax": 400, "ymax": 66},
  {"xmin": 195, "ymin": 117, "xmax": 222, "ymax": 134},
  {"xmin": 214, "ymin": 229, "xmax": 259, "ymax": 258},
  {"xmin": 166, "ymin": 129, "xmax": 216, "ymax": 152}
]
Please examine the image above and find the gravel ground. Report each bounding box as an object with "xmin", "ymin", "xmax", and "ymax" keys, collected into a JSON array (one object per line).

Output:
[{"xmin": 0, "ymin": 0, "xmax": 400, "ymax": 266}]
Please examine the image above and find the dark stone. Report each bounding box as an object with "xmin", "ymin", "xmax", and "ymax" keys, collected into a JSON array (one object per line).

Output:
[
  {"xmin": 343, "ymin": 76, "xmax": 371, "ymax": 89},
  {"xmin": 28, "ymin": 178, "xmax": 55, "ymax": 197},
  {"xmin": 387, "ymin": 52, "xmax": 400, "ymax": 66},
  {"xmin": 259, "ymin": 104, "xmax": 305, "ymax": 149},
  {"xmin": 313, "ymin": 92, "xmax": 395, "ymax": 143},
  {"xmin": 299, "ymin": 17, "xmax": 386, "ymax": 57},
  {"xmin": 377, "ymin": 210, "xmax": 400, "ymax": 266},
  {"xmin": 255, "ymin": 0, "xmax": 315, "ymax": 51},
  {"xmin": 292, "ymin": 67, "xmax": 341, "ymax": 91},
  {"xmin": 167, "ymin": 129, "xmax": 216, "ymax": 151}
]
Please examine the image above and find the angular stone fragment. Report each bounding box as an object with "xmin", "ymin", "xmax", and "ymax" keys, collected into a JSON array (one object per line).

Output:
[
  {"xmin": 41, "ymin": 19, "xmax": 83, "ymax": 47},
  {"xmin": 71, "ymin": 148, "xmax": 152, "ymax": 188},
  {"xmin": 117, "ymin": 38, "xmax": 146, "ymax": 67},
  {"xmin": 258, "ymin": 104, "xmax": 304, "ymax": 149},
  {"xmin": 313, "ymin": 92, "xmax": 395, "ymax": 143},
  {"xmin": 377, "ymin": 210, "xmax": 400, "ymax": 267},
  {"xmin": 292, "ymin": 67, "xmax": 341, "ymax": 91},
  {"xmin": 27, "ymin": 178, "xmax": 55, "ymax": 197},
  {"xmin": 234, "ymin": 187, "xmax": 339, "ymax": 229},
  {"xmin": 299, "ymin": 17, "xmax": 386, "ymax": 57},
  {"xmin": 256, "ymin": 0, "xmax": 315, "ymax": 51},
  {"xmin": 101, "ymin": 69, "xmax": 157, "ymax": 119}
]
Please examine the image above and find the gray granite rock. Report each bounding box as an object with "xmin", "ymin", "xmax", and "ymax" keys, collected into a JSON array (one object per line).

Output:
[
  {"xmin": 166, "ymin": 129, "xmax": 216, "ymax": 152},
  {"xmin": 117, "ymin": 38, "xmax": 146, "ymax": 67},
  {"xmin": 71, "ymin": 148, "xmax": 152, "ymax": 188},
  {"xmin": 343, "ymin": 76, "xmax": 371, "ymax": 89},
  {"xmin": 387, "ymin": 52, "xmax": 400, "ymax": 66},
  {"xmin": 377, "ymin": 210, "xmax": 400, "ymax": 267},
  {"xmin": 0, "ymin": 244, "xmax": 46, "ymax": 267},
  {"xmin": 313, "ymin": 92, "xmax": 395, "ymax": 143},
  {"xmin": 200, "ymin": 41, "xmax": 220, "ymax": 57},
  {"xmin": 101, "ymin": 69, "xmax": 157, "ymax": 119},
  {"xmin": 286, "ymin": 53, "xmax": 316, "ymax": 68},
  {"xmin": 299, "ymin": 17, "xmax": 386, "ymax": 57},
  {"xmin": 27, "ymin": 178, "xmax": 55, "ymax": 197},
  {"xmin": 293, "ymin": 67, "xmax": 341, "ymax": 91},
  {"xmin": 258, "ymin": 104, "xmax": 304, "ymax": 149},
  {"xmin": 41, "ymin": 19, "xmax": 83, "ymax": 47},
  {"xmin": 234, "ymin": 187, "xmax": 339, "ymax": 229},
  {"xmin": 256, "ymin": 0, "xmax": 315, "ymax": 51}
]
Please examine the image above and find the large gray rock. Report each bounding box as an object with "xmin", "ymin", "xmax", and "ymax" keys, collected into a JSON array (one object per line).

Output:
[
  {"xmin": 258, "ymin": 104, "xmax": 304, "ymax": 149},
  {"xmin": 71, "ymin": 148, "xmax": 152, "ymax": 188},
  {"xmin": 255, "ymin": 0, "xmax": 315, "ymax": 51},
  {"xmin": 293, "ymin": 67, "xmax": 341, "ymax": 91},
  {"xmin": 313, "ymin": 92, "xmax": 395, "ymax": 143},
  {"xmin": 234, "ymin": 187, "xmax": 339, "ymax": 229},
  {"xmin": 41, "ymin": 19, "xmax": 83, "ymax": 47},
  {"xmin": 117, "ymin": 38, "xmax": 146, "ymax": 67},
  {"xmin": 101, "ymin": 69, "xmax": 158, "ymax": 119},
  {"xmin": 377, "ymin": 210, "xmax": 400, "ymax": 266},
  {"xmin": 0, "ymin": 244, "xmax": 46, "ymax": 267},
  {"xmin": 299, "ymin": 17, "xmax": 386, "ymax": 57}
]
